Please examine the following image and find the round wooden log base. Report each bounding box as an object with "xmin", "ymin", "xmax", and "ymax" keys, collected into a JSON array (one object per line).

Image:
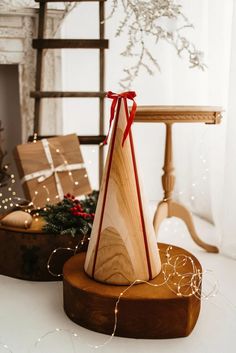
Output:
[
  {"xmin": 0, "ymin": 219, "xmax": 81, "ymax": 281},
  {"xmin": 63, "ymin": 243, "xmax": 202, "ymax": 339}
]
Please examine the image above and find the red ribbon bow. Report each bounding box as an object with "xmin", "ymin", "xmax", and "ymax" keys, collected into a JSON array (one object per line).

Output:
[{"xmin": 103, "ymin": 91, "xmax": 137, "ymax": 146}]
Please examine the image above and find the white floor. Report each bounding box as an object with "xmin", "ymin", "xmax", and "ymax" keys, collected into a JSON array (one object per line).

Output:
[{"xmin": 0, "ymin": 215, "xmax": 236, "ymax": 353}]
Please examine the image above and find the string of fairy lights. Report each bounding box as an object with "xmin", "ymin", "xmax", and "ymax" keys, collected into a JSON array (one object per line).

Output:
[
  {"xmin": 0, "ymin": 243, "xmax": 223, "ymax": 353},
  {"xmin": 25, "ymin": 242, "xmax": 216, "ymax": 352},
  {"xmin": 0, "ymin": 137, "xmax": 91, "ymax": 224},
  {"xmin": 0, "ymin": 129, "xmax": 222, "ymax": 352},
  {"xmin": 0, "ymin": 172, "xmax": 18, "ymax": 211},
  {"xmin": 174, "ymin": 128, "xmax": 212, "ymax": 210}
]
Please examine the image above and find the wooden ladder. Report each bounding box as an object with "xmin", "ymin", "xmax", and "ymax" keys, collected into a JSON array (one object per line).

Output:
[{"xmin": 30, "ymin": 0, "xmax": 108, "ymax": 184}]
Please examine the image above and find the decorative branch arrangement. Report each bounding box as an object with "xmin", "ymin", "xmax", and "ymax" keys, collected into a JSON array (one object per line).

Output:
[
  {"xmin": 38, "ymin": 191, "xmax": 98, "ymax": 240},
  {"xmin": 106, "ymin": 0, "xmax": 206, "ymax": 89}
]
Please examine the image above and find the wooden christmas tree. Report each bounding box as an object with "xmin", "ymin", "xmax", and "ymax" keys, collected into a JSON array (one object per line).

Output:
[{"xmin": 84, "ymin": 92, "xmax": 161, "ymax": 285}]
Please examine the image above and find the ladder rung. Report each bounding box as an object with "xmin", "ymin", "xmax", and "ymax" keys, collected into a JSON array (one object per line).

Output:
[
  {"xmin": 28, "ymin": 135, "xmax": 106, "ymax": 145},
  {"xmin": 32, "ymin": 39, "xmax": 108, "ymax": 49},
  {"xmin": 30, "ymin": 91, "xmax": 107, "ymax": 98},
  {"xmin": 35, "ymin": 1, "xmax": 105, "ymax": 2}
]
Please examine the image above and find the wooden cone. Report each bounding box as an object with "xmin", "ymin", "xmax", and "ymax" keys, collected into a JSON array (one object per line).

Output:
[{"xmin": 84, "ymin": 97, "xmax": 161, "ymax": 285}]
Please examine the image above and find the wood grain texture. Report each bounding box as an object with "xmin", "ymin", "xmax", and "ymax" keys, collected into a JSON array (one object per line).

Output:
[
  {"xmin": 63, "ymin": 243, "xmax": 202, "ymax": 339},
  {"xmin": 84, "ymin": 99, "xmax": 161, "ymax": 285},
  {"xmin": 0, "ymin": 217, "xmax": 80, "ymax": 281},
  {"xmin": 32, "ymin": 39, "xmax": 109, "ymax": 49},
  {"xmin": 162, "ymin": 123, "xmax": 175, "ymax": 200},
  {"xmin": 1, "ymin": 211, "xmax": 33, "ymax": 229},
  {"xmin": 28, "ymin": 135, "xmax": 106, "ymax": 145},
  {"xmin": 134, "ymin": 105, "xmax": 223, "ymax": 124},
  {"xmin": 33, "ymin": 0, "xmax": 47, "ymax": 134},
  {"xmin": 30, "ymin": 91, "xmax": 106, "ymax": 98}
]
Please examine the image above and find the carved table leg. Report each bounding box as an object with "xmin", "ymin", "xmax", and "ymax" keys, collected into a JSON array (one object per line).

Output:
[
  {"xmin": 153, "ymin": 201, "xmax": 168, "ymax": 238},
  {"xmin": 168, "ymin": 201, "xmax": 219, "ymax": 253},
  {"xmin": 153, "ymin": 123, "xmax": 219, "ymax": 253}
]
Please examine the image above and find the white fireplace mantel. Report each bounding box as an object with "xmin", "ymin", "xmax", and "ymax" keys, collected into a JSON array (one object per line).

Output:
[{"xmin": 0, "ymin": 7, "xmax": 63, "ymax": 142}]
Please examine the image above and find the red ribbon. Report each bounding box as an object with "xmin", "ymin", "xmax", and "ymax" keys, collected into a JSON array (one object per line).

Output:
[{"xmin": 103, "ymin": 91, "xmax": 137, "ymax": 146}]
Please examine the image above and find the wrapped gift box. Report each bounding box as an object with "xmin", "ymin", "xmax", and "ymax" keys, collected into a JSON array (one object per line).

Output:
[{"xmin": 14, "ymin": 134, "xmax": 92, "ymax": 208}]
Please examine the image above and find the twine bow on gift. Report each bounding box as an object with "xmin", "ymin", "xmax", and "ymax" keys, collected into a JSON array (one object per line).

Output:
[
  {"xmin": 21, "ymin": 139, "xmax": 85, "ymax": 200},
  {"xmin": 103, "ymin": 91, "xmax": 137, "ymax": 146}
]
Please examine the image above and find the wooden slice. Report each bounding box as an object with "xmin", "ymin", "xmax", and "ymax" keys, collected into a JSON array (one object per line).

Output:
[
  {"xmin": 63, "ymin": 243, "xmax": 202, "ymax": 339},
  {"xmin": 0, "ymin": 217, "xmax": 80, "ymax": 281}
]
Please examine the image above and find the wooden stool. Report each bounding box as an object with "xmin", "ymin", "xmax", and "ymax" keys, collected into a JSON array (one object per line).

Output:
[{"xmin": 135, "ymin": 106, "xmax": 223, "ymax": 253}]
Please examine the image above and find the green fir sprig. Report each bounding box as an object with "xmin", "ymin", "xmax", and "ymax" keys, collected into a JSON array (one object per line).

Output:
[{"xmin": 38, "ymin": 191, "xmax": 99, "ymax": 242}]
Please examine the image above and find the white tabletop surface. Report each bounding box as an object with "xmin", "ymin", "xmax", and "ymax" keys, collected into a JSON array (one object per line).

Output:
[{"xmin": 0, "ymin": 211, "xmax": 235, "ymax": 353}]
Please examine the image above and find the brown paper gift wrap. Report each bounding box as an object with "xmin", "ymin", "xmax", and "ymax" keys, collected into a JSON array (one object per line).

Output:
[
  {"xmin": 84, "ymin": 94, "xmax": 161, "ymax": 285},
  {"xmin": 14, "ymin": 134, "xmax": 92, "ymax": 208}
]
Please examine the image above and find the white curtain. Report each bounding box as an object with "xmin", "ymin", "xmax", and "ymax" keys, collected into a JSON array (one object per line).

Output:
[{"xmin": 220, "ymin": 0, "xmax": 236, "ymax": 258}]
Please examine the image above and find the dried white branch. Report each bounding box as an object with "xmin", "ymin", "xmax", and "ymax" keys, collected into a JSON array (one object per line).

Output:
[{"xmin": 105, "ymin": 0, "xmax": 206, "ymax": 89}]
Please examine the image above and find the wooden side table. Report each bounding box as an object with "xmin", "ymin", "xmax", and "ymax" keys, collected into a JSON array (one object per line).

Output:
[{"xmin": 135, "ymin": 106, "xmax": 223, "ymax": 253}]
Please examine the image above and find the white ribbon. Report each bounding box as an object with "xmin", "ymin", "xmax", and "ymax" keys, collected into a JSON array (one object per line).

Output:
[{"xmin": 21, "ymin": 139, "xmax": 85, "ymax": 200}]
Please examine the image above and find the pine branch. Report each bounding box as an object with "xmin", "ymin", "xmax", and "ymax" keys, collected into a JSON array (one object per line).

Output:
[{"xmin": 38, "ymin": 191, "xmax": 99, "ymax": 240}]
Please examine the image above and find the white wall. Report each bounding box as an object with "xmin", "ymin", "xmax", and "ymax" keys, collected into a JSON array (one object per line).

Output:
[{"xmin": 61, "ymin": 0, "xmax": 232, "ymax": 222}]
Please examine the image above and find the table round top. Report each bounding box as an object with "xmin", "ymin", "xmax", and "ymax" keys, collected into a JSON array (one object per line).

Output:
[{"xmin": 134, "ymin": 105, "xmax": 223, "ymax": 124}]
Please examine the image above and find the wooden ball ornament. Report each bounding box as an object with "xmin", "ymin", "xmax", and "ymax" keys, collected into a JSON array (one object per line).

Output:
[
  {"xmin": 1, "ymin": 210, "xmax": 33, "ymax": 229},
  {"xmin": 84, "ymin": 93, "xmax": 161, "ymax": 285}
]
